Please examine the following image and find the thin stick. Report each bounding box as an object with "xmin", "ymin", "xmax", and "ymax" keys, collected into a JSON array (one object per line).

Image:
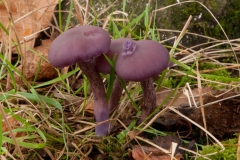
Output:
[
  {"xmin": 73, "ymin": 0, "xmax": 84, "ymax": 25},
  {"xmin": 0, "ymin": 103, "xmax": 24, "ymax": 160},
  {"xmin": 196, "ymin": 59, "xmax": 208, "ymax": 144},
  {"xmin": 169, "ymin": 107, "xmax": 225, "ymax": 155},
  {"xmin": 237, "ymin": 134, "xmax": 240, "ymax": 160},
  {"xmin": 6, "ymin": 21, "xmax": 12, "ymax": 90},
  {"xmin": 84, "ymin": 0, "xmax": 90, "ymax": 24},
  {"xmin": 136, "ymin": 136, "xmax": 170, "ymax": 154}
]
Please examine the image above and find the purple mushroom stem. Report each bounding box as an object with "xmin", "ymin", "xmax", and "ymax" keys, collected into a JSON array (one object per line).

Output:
[
  {"xmin": 109, "ymin": 76, "xmax": 123, "ymax": 113},
  {"xmin": 139, "ymin": 78, "xmax": 156, "ymax": 124},
  {"xmin": 78, "ymin": 61, "xmax": 109, "ymax": 135}
]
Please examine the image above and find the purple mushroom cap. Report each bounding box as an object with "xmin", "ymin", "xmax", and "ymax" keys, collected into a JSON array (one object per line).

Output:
[
  {"xmin": 115, "ymin": 40, "xmax": 169, "ymax": 81},
  {"xmin": 94, "ymin": 38, "xmax": 129, "ymax": 74},
  {"xmin": 48, "ymin": 25, "xmax": 111, "ymax": 68}
]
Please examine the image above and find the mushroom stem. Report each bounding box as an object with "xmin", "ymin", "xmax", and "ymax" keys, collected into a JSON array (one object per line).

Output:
[
  {"xmin": 139, "ymin": 78, "xmax": 156, "ymax": 124},
  {"xmin": 109, "ymin": 76, "xmax": 123, "ymax": 113},
  {"xmin": 78, "ymin": 61, "xmax": 109, "ymax": 136}
]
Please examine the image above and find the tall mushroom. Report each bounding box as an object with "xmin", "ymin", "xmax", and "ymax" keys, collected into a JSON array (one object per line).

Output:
[
  {"xmin": 115, "ymin": 39, "xmax": 169, "ymax": 123},
  {"xmin": 48, "ymin": 25, "xmax": 111, "ymax": 136}
]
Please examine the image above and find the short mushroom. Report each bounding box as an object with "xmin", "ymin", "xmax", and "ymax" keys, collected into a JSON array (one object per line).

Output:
[
  {"xmin": 48, "ymin": 25, "xmax": 111, "ymax": 136},
  {"xmin": 94, "ymin": 38, "xmax": 129, "ymax": 112},
  {"xmin": 115, "ymin": 39, "xmax": 169, "ymax": 123}
]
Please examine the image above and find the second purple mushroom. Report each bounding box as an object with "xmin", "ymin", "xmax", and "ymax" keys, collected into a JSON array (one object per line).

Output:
[{"xmin": 115, "ymin": 39, "xmax": 170, "ymax": 124}]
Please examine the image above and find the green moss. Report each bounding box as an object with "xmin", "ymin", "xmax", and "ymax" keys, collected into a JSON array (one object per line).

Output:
[
  {"xmin": 163, "ymin": 76, "xmax": 196, "ymax": 88},
  {"xmin": 162, "ymin": 62, "xmax": 233, "ymax": 88},
  {"xmin": 197, "ymin": 137, "xmax": 238, "ymax": 160},
  {"xmin": 159, "ymin": 0, "xmax": 240, "ymax": 46},
  {"xmin": 199, "ymin": 0, "xmax": 240, "ymax": 39},
  {"xmin": 198, "ymin": 63, "xmax": 231, "ymax": 77},
  {"xmin": 96, "ymin": 137, "xmax": 127, "ymax": 159}
]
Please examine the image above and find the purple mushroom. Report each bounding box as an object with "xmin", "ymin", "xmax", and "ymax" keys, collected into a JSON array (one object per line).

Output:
[
  {"xmin": 48, "ymin": 25, "xmax": 111, "ymax": 136},
  {"xmin": 94, "ymin": 38, "xmax": 129, "ymax": 112},
  {"xmin": 115, "ymin": 39, "xmax": 169, "ymax": 123}
]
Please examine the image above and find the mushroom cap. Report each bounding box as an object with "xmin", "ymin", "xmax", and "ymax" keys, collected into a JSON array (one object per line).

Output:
[
  {"xmin": 48, "ymin": 25, "xmax": 111, "ymax": 68},
  {"xmin": 94, "ymin": 38, "xmax": 129, "ymax": 74},
  {"xmin": 115, "ymin": 40, "xmax": 169, "ymax": 81}
]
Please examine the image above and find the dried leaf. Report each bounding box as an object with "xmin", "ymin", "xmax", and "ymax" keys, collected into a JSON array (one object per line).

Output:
[
  {"xmin": 35, "ymin": 0, "xmax": 59, "ymax": 28},
  {"xmin": 2, "ymin": 116, "xmax": 18, "ymax": 132},
  {"xmin": 132, "ymin": 145, "xmax": 183, "ymax": 160},
  {"xmin": 0, "ymin": 0, "xmax": 58, "ymax": 52},
  {"xmin": 156, "ymin": 87, "xmax": 211, "ymax": 107},
  {"xmin": 15, "ymin": 39, "xmax": 58, "ymax": 82},
  {"xmin": 2, "ymin": 115, "xmax": 25, "ymax": 137},
  {"xmin": 85, "ymin": 100, "xmax": 94, "ymax": 114}
]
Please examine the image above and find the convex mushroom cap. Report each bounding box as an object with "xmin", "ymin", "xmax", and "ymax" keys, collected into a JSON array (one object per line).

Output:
[
  {"xmin": 115, "ymin": 39, "xmax": 169, "ymax": 81},
  {"xmin": 48, "ymin": 25, "xmax": 111, "ymax": 68},
  {"xmin": 94, "ymin": 38, "xmax": 128, "ymax": 74}
]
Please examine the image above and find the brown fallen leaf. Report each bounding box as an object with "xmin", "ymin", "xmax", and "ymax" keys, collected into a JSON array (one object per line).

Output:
[
  {"xmin": 132, "ymin": 145, "xmax": 183, "ymax": 160},
  {"xmin": 2, "ymin": 116, "xmax": 18, "ymax": 132},
  {"xmin": 0, "ymin": 0, "xmax": 59, "ymax": 84},
  {"xmin": 15, "ymin": 39, "xmax": 58, "ymax": 82},
  {"xmin": 156, "ymin": 87, "xmax": 211, "ymax": 107},
  {"xmin": 2, "ymin": 115, "xmax": 25, "ymax": 137},
  {"xmin": 0, "ymin": 0, "xmax": 58, "ymax": 52},
  {"xmin": 85, "ymin": 100, "xmax": 94, "ymax": 114}
]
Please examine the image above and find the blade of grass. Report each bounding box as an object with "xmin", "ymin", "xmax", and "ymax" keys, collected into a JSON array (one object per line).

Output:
[
  {"xmin": 58, "ymin": 0, "xmax": 62, "ymax": 32},
  {"xmin": 156, "ymin": 69, "xmax": 168, "ymax": 90},
  {"xmin": 33, "ymin": 68, "xmax": 80, "ymax": 89},
  {"xmin": 73, "ymin": 84, "xmax": 84, "ymax": 95},
  {"xmin": 119, "ymin": 11, "xmax": 145, "ymax": 37},
  {"xmin": 104, "ymin": 54, "xmax": 117, "ymax": 101},
  {"xmin": 0, "ymin": 54, "xmax": 30, "ymax": 89},
  {"xmin": 64, "ymin": 0, "xmax": 74, "ymax": 31},
  {"xmin": 116, "ymin": 79, "xmax": 141, "ymax": 141},
  {"xmin": 18, "ymin": 92, "xmax": 62, "ymax": 111},
  {"xmin": 111, "ymin": 20, "xmax": 122, "ymax": 38},
  {"xmin": 2, "ymin": 133, "xmax": 45, "ymax": 149},
  {"xmin": 1, "ymin": 106, "xmax": 47, "ymax": 149},
  {"xmin": 0, "ymin": 102, "xmax": 24, "ymax": 160},
  {"xmin": 0, "ymin": 22, "xmax": 9, "ymax": 35},
  {"xmin": 32, "ymin": 58, "xmax": 42, "ymax": 86},
  {"xmin": 0, "ymin": 63, "xmax": 17, "ymax": 92},
  {"xmin": 0, "ymin": 114, "xmax": 2, "ymax": 150}
]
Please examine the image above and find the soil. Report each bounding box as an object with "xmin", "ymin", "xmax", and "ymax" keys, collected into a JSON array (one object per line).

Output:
[{"xmin": 154, "ymin": 90, "xmax": 240, "ymax": 139}]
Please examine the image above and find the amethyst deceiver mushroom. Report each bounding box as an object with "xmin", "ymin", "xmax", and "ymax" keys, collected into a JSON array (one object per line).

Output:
[
  {"xmin": 94, "ymin": 38, "xmax": 129, "ymax": 112},
  {"xmin": 48, "ymin": 25, "xmax": 111, "ymax": 136},
  {"xmin": 115, "ymin": 39, "xmax": 169, "ymax": 123}
]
